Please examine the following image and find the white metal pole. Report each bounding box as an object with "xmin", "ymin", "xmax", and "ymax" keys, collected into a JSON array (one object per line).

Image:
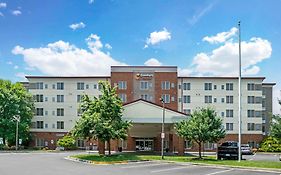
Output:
[
  {"xmin": 238, "ymin": 21, "xmax": 242, "ymax": 162},
  {"xmin": 161, "ymin": 99, "xmax": 165, "ymax": 159},
  {"xmin": 16, "ymin": 118, "xmax": 19, "ymax": 151}
]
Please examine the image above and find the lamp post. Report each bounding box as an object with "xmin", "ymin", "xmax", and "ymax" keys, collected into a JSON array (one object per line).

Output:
[
  {"xmin": 13, "ymin": 115, "xmax": 20, "ymax": 151},
  {"xmin": 160, "ymin": 97, "xmax": 165, "ymax": 160},
  {"xmin": 238, "ymin": 21, "xmax": 242, "ymax": 162}
]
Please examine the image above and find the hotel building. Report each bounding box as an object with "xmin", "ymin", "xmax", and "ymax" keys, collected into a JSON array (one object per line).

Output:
[{"xmin": 25, "ymin": 66, "xmax": 275, "ymax": 154}]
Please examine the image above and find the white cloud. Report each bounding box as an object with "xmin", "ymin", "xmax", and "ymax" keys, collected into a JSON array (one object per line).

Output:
[
  {"xmin": 15, "ymin": 72, "xmax": 27, "ymax": 81},
  {"xmin": 6, "ymin": 61, "xmax": 13, "ymax": 65},
  {"xmin": 12, "ymin": 10, "xmax": 21, "ymax": 16},
  {"xmin": 203, "ymin": 27, "xmax": 238, "ymax": 44},
  {"xmin": 144, "ymin": 58, "xmax": 162, "ymax": 66},
  {"xmin": 0, "ymin": 12, "xmax": 3, "ymax": 17},
  {"xmin": 144, "ymin": 28, "xmax": 171, "ymax": 48},
  {"xmin": 105, "ymin": 43, "xmax": 112, "ymax": 49},
  {"xmin": 0, "ymin": 2, "xmax": 7, "ymax": 8},
  {"xmin": 12, "ymin": 34, "xmax": 126, "ymax": 76},
  {"xmin": 14, "ymin": 65, "xmax": 19, "ymax": 69},
  {"xmin": 69, "ymin": 22, "xmax": 86, "ymax": 30},
  {"xmin": 89, "ymin": 0, "xmax": 94, "ymax": 4},
  {"xmin": 178, "ymin": 68, "xmax": 194, "ymax": 76},
  {"xmin": 191, "ymin": 37, "xmax": 272, "ymax": 76},
  {"xmin": 188, "ymin": 3, "xmax": 214, "ymax": 26},
  {"xmin": 273, "ymin": 87, "xmax": 281, "ymax": 115}
]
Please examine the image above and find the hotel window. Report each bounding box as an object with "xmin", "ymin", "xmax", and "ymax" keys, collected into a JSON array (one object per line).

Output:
[
  {"xmin": 140, "ymin": 81, "xmax": 149, "ymax": 90},
  {"xmin": 204, "ymin": 142, "xmax": 214, "ymax": 150},
  {"xmin": 44, "ymin": 84, "xmax": 48, "ymax": 89},
  {"xmin": 214, "ymin": 97, "xmax": 217, "ymax": 103},
  {"xmin": 221, "ymin": 85, "xmax": 225, "ymax": 90},
  {"xmin": 45, "ymin": 97, "xmax": 48, "ymax": 102},
  {"xmin": 255, "ymin": 97, "xmax": 262, "ymax": 104},
  {"xmin": 247, "ymin": 110, "xmax": 255, "ymax": 118},
  {"xmin": 247, "ymin": 96, "xmax": 255, "ymax": 104},
  {"xmin": 247, "ymin": 83, "xmax": 255, "ymax": 91},
  {"xmin": 204, "ymin": 83, "xmax": 212, "ymax": 90},
  {"xmin": 57, "ymin": 95, "xmax": 64, "ymax": 103},
  {"xmin": 45, "ymin": 123, "xmax": 48, "ymax": 129},
  {"xmin": 161, "ymin": 94, "xmax": 170, "ymax": 103},
  {"xmin": 184, "ymin": 140, "xmax": 192, "ymax": 149},
  {"xmin": 52, "ymin": 84, "xmax": 56, "ymax": 89},
  {"xmin": 214, "ymin": 85, "xmax": 217, "ymax": 90},
  {"xmin": 183, "ymin": 95, "xmax": 190, "ymax": 103},
  {"xmin": 226, "ymin": 83, "xmax": 233, "ymax": 91},
  {"xmin": 36, "ymin": 108, "xmax": 44, "ymax": 116},
  {"xmin": 34, "ymin": 94, "xmax": 43, "ymax": 102},
  {"xmin": 118, "ymin": 81, "xmax": 127, "ymax": 90},
  {"xmin": 226, "ymin": 123, "xmax": 233, "ymax": 131},
  {"xmin": 221, "ymin": 98, "xmax": 225, "ymax": 103},
  {"xmin": 44, "ymin": 110, "xmax": 48, "ymax": 116},
  {"xmin": 36, "ymin": 121, "xmax": 44, "ymax": 129},
  {"xmin": 140, "ymin": 94, "xmax": 149, "ymax": 101},
  {"xmin": 77, "ymin": 82, "xmax": 85, "ymax": 90},
  {"xmin": 247, "ymin": 123, "xmax": 255, "ymax": 131},
  {"xmin": 183, "ymin": 83, "xmax": 191, "ymax": 90},
  {"xmin": 171, "ymin": 83, "xmax": 175, "ymax": 88},
  {"xmin": 57, "ymin": 82, "xmax": 64, "ymax": 90},
  {"xmin": 255, "ymin": 124, "xmax": 262, "ymax": 131},
  {"xmin": 93, "ymin": 84, "xmax": 97, "ymax": 89},
  {"xmin": 118, "ymin": 94, "xmax": 127, "ymax": 103},
  {"xmin": 226, "ymin": 109, "xmax": 233, "ymax": 117},
  {"xmin": 255, "ymin": 111, "xmax": 262, "ymax": 118},
  {"xmin": 183, "ymin": 109, "xmax": 191, "ymax": 115},
  {"xmin": 35, "ymin": 82, "xmax": 44, "ymax": 89},
  {"xmin": 57, "ymin": 121, "xmax": 64, "ymax": 129},
  {"xmin": 36, "ymin": 138, "xmax": 45, "ymax": 147},
  {"xmin": 119, "ymin": 139, "xmax": 127, "ymax": 149},
  {"xmin": 226, "ymin": 96, "xmax": 233, "ymax": 104},
  {"xmin": 77, "ymin": 108, "xmax": 83, "ymax": 116},
  {"xmin": 221, "ymin": 112, "xmax": 225, "ymax": 117},
  {"xmin": 204, "ymin": 96, "xmax": 212, "ymax": 103},
  {"xmin": 255, "ymin": 84, "xmax": 262, "ymax": 91},
  {"xmin": 31, "ymin": 122, "xmax": 36, "ymax": 128},
  {"xmin": 57, "ymin": 108, "xmax": 64, "ymax": 116},
  {"xmin": 86, "ymin": 84, "xmax": 89, "ymax": 89},
  {"xmin": 161, "ymin": 81, "xmax": 170, "ymax": 90},
  {"xmin": 77, "ymin": 95, "xmax": 82, "ymax": 102}
]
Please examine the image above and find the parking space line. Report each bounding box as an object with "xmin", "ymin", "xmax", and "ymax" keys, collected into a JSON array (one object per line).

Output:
[
  {"xmin": 121, "ymin": 162, "xmax": 170, "ymax": 169},
  {"xmin": 151, "ymin": 165, "xmax": 193, "ymax": 173},
  {"xmin": 204, "ymin": 169, "xmax": 233, "ymax": 175}
]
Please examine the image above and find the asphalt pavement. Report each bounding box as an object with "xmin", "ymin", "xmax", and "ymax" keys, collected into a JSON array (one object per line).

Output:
[{"xmin": 0, "ymin": 151, "xmax": 280, "ymax": 175}]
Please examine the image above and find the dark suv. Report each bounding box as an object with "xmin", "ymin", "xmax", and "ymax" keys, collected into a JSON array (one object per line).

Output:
[{"xmin": 217, "ymin": 141, "xmax": 239, "ymax": 160}]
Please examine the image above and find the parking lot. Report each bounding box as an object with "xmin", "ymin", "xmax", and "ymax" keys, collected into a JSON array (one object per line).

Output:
[{"xmin": 0, "ymin": 152, "xmax": 280, "ymax": 175}]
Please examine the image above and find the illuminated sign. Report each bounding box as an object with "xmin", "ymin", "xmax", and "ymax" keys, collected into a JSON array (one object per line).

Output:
[{"xmin": 135, "ymin": 73, "xmax": 153, "ymax": 79}]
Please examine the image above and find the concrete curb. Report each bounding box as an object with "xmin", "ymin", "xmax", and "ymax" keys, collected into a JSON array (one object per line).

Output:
[{"xmin": 64, "ymin": 156, "xmax": 150, "ymax": 165}]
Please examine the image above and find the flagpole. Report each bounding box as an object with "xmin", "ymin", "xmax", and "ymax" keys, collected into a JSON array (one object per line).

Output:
[{"xmin": 238, "ymin": 21, "xmax": 242, "ymax": 162}]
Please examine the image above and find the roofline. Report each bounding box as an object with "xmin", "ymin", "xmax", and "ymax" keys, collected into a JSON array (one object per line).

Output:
[
  {"xmin": 25, "ymin": 75, "xmax": 110, "ymax": 79},
  {"xmin": 111, "ymin": 66, "xmax": 177, "ymax": 68},
  {"xmin": 178, "ymin": 76, "xmax": 266, "ymax": 80},
  {"xmin": 123, "ymin": 99, "xmax": 187, "ymax": 116}
]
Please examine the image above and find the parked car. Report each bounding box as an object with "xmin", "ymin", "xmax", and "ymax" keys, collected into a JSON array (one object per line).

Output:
[
  {"xmin": 217, "ymin": 141, "xmax": 239, "ymax": 160},
  {"xmin": 241, "ymin": 144, "xmax": 253, "ymax": 155}
]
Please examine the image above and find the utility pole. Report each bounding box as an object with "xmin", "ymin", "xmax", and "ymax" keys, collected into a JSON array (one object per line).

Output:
[
  {"xmin": 160, "ymin": 97, "xmax": 165, "ymax": 159},
  {"xmin": 238, "ymin": 21, "xmax": 242, "ymax": 162},
  {"xmin": 13, "ymin": 115, "xmax": 20, "ymax": 151}
]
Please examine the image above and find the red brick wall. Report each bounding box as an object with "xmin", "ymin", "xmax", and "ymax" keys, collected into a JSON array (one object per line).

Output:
[
  {"xmin": 111, "ymin": 72, "xmax": 134, "ymax": 103},
  {"xmin": 30, "ymin": 132, "xmax": 68, "ymax": 149}
]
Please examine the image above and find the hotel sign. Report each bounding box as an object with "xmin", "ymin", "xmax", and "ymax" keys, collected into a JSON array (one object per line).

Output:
[{"xmin": 135, "ymin": 73, "xmax": 153, "ymax": 80}]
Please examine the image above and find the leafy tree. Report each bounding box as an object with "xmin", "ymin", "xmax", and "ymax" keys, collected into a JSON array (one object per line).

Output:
[
  {"xmin": 260, "ymin": 136, "xmax": 281, "ymax": 152},
  {"xmin": 270, "ymin": 100, "xmax": 281, "ymax": 140},
  {"xmin": 175, "ymin": 107, "xmax": 225, "ymax": 159},
  {"xmin": 57, "ymin": 135, "xmax": 76, "ymax": 150},
  {"xmin": 0, "ymin": 79, "xmax": 34, "ymax": 146},
  {"xmin": 72, "ymin": 81, "xmax": 131, "ymax": 155}
]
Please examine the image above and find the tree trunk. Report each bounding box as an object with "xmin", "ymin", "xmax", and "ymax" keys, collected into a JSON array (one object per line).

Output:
[
  {"xmin": 198, "ymin": 142, "xmax": 202, "ymax": 159},
  {"xmin": 108, "ymin": 139, "xmax": 111, "ymax": 156}
]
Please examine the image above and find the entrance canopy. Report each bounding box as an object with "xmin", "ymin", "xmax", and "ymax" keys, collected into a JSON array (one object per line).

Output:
[{"xmin": 122, "ymin": 99, "xmax": 188, "ymax": 123}]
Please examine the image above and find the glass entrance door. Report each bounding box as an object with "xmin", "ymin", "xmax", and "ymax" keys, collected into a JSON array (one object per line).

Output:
[{"xmin": 136, "ymin": 138, "xmax": 154, "ymax": 151}]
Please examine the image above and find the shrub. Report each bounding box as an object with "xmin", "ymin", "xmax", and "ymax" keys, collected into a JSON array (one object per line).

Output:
[
  {"xmin": 259, "ymin": 136, "xmax": 281, "ymax": 152},
  {"xmin": 57, "ymin": 135, "xmax": 76, "ymax": 150}
]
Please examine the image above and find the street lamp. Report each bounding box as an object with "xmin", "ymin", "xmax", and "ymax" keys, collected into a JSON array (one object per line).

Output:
[
  {"xmin": 159, "ymin": 97, "xmax": 165, "ymax": 160},
  {"xmin": 13, "ymin": 115, "xmax": 20, "ymax": 151}
]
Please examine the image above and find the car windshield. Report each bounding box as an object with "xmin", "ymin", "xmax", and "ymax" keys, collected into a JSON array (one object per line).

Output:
[{"xmin": 221, "ymin": 142, "xmax": 238, "ymax": 147}]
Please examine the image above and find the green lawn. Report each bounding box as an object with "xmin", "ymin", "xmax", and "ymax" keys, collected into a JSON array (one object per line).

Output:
[{"xmin": 71, "ymin": 154, "xmax": 281, "ymax": 169}]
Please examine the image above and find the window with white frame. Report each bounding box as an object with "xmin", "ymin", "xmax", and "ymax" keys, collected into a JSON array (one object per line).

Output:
[
  {"xmin": 247, "ymin": 83, "xmax": 255, "ymax": 91},
  {"xmin": 183, "ymin": 109, "xmax": 191, "ymax": 115},
  {"xmin": 118, "ymin": 139, "xmax": 127, "ymax": 149},
  {"xmin": 184, "ymin": 140, "xmax": 192, "ymax": 149},
  {"xmin": 140, "ymin": 94, "xmax": 149, "ymax": 101},
  {"xmin": 204, "ymin": 83, "xmax": 212, "ymax": 90},
  {"xmin": 57, "ymin": 82, "xmax": 64, "ymax": 90},
  {"xmin": 226, "ymin": 123, "xmax": 233, "ymax": 131},
  {"xmin": 57, "ymin": 95, "xmax": 64, "ymax": 103},
  {"xmin": 77, "ymin": 82, "xmax": 85, "ymax": 90},
  {"xmin": 36, "ymin": 108, "xmax": 44, "ymax": 116},
  {"xmin": 140, "ymin": 81, "xmax": 149, "ymax": 90},
  {"xmin": 161, "ymin": 81, "xmax": 170, "ymax": 90},
  {"xmin": 34, "ymin": 94, "xmax": 43, "ymax": 102},
  {"xmin": 204, "ymin": 95, "xmax": 212, "ymax": 103},
  {"xmin": 226, "ymin": 109, "xmax": 233, "ymax": 117},
  {"xmin": 161, "ymin": 94, "xmax": 170, "ymax": 103},
  {"xmin": 247, "ymin": 123, "xmax": 262, "ymax": 131},
  {"xmin": 226, "ymin": 83, "xmax": 233, "ymax": 91},
  {"xmin": 77, "ymin": 95, "xmax": 82, "ymax": 103},
  {"xmin": 36, "ymin": 121, "xmax": 44, "ymax": 129},
  {"xmin": 36, "ymin": 138, "xmax": 45, "ymax": 147},
  {"xmin": 57, "ymin": 121, "xmax": 64, "ymax": 129},
  {"xmin": 118, "ymin": 81, "xmax": 127, "ymax": 90},
  {"xmin": 226, "ymin": 96, "xmax": 233, "ymax": 103},
  {"xmin": 57, "ymin": 108, "xmax": 64, "ymax": 116},
  {"xmin": 35, "ymin": 82, "xmax": 44, "ymax": 89},
  {"xmin": 118, "ymin": 93, "xmax": 127, "ymax": 103},
  {"xmin": 204, "ymin": 142, "xmax": 214, "ymax": 150},
  {"xmin": 247, "ymin": 110, "xmax": 255, "ymax": 118},
  {"xmin": 183, "ymin": 95, "xmax": 190, "ymax": 103},
  {"xmin": 247, "ymin": 96, "xmax": 255, "ymax": 104},
  {"xmin": 183, "ymin": 83, "xmax": 191, "ymax": 90}
]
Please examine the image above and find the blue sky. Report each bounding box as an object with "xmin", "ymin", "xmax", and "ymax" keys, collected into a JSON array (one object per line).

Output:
[{"xmin": 0, "ymin": 0, "xmax": 280, "ymax": 112}]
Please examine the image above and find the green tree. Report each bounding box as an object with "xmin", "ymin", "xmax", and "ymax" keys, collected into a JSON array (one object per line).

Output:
[
  {"xmin": 175, "ymin": 107, "xmax": 225, "ymax": 159},
  {"xmin": 0, "ymin": 79, "xmax": 34, "ymax": 146},
  {"xmin": 72, "ymin": 81, "xmax": 131, "ymax": 155},
  {"xmin": 57, "ymin": 135, "xmax": 76, "ymax": 150},
  {"xmin": 271, "ymin": 100, "xmax": 281, "ymax": 140}
]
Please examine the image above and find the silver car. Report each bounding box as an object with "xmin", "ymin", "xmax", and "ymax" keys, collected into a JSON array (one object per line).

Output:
[{"xmin": 241, "ymin": 144, "xmax": 253, "ymax": 155}]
